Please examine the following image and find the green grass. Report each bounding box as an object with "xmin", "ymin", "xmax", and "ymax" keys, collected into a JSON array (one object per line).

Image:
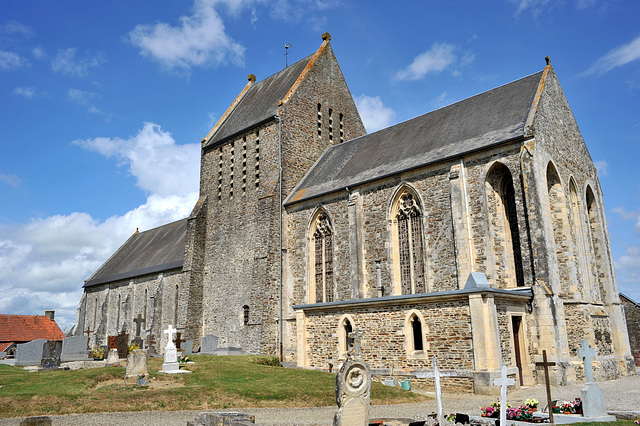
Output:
[{"xmin": 0, "ymin": 355, "xmax": 427, "ymax": 418}]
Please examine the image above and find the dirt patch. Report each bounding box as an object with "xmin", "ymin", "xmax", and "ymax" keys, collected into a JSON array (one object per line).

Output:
[{"xmin": 93, "ymin": 377, "xmax": 184, "ymax": 389}]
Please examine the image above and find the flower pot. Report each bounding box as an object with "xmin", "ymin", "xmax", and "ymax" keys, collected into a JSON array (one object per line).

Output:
[{"xmin": 552, "ymin": 407, "xmax": 560, "ymax": 414}]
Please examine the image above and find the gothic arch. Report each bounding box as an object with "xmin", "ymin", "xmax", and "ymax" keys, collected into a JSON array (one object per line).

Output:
[
  {"xmin": 485, "ymin": 162, "xmax": 524, "ymax": 288},
  {"xmin": 404, "ymin": 309, "xmax": 428, "ymax": 357},
  {"xmin": 569, "ymin": 177, "xmax": 593, "ymax": 300},
  {"xmin": 309, "ymin": 208, "xmax": 335, "ymax": 304},
  {"xmin": 337, "ymin": 315, "xmax": 356, "ymax": 357},
  {"xmin": 546, "ymin": 162, "xmax": 577, "ymax": 296},
  {"xmin": 389, "ymin": 185, "xmax": 427, "ymax": 295},
  {"xmin": 586, "ymin": 185, "xmax": 605, "ymax": 302}
]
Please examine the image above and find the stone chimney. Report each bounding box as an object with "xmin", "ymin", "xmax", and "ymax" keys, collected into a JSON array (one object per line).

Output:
[{"xmin": 44, "ymin": 310, "xmax": 55, "ymax": 320}]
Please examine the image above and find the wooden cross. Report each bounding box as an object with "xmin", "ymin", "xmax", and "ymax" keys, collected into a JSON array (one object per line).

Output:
[
  {"xmin": 133, "ymin": 314, "xmax": 145, "ymax": 338},
  {"xmin": 535, "ymin": 349, "xmax": 556, "ymax": 424},
  {"xmin": 493, "ymin": 365, "xmax": 515, "ymax": 426},
  {"xmin": 175, "ymin": 332, "xmax": 186, "ymax": 349},
  {"xmin": 577, "ymin": 339, "xmax": 597, "ymax": 383}
]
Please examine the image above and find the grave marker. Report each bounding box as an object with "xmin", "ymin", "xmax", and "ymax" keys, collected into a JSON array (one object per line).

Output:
[
  {"xmin": 175, "ymin": 332, "xmax": 186, "ymax": 349},
  {"xmin": 61, "ymin": 335, "xmax": 90, "ymax": 362},
  {"xmin": 577, "ymin": 339, "xmax": 597, "ymax": 383},
  {"xmin": 493, "ymin": 365, "xmax": 515, "ymax": 426},
  {"xmin": 577, "ymin": 339, "xmax": 614, "ymax": 420},
  {"xmin": 161, "ymin": 325, "xmax": 179, "ymax": 373},
  {"xmin": 535, "ymin": 349, "xmax": 556, "ymax": 424},
  {"xmin": 201, "ymin": 335, "xmax": 218, "ymax": 355},
  {"xmin": 132, "ymin": 314, "xmax": 145, "ymax": 349},
  {"xmin": 334, "ymin": 330, "xmax": 370, "ymax": 426},
  {"xmin": 183, "ymin": 339, "xmax": 194, "ymax": 356},
  {"xmin": 114, "ymin": 332, "xmax": 129, "ymax": 359},
  {"xmin": 15, "ymin": 339, "xmax": 46, "ymax": 367},
  {"xmin": 125, "ymin": 349, "xmax": 148, "ymax": 385}
]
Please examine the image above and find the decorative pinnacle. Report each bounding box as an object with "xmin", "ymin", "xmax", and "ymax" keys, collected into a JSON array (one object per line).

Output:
[
  {"xmin": 545, "ymin": 56, "xmax": 551, "ymax": 66},
  {"xmin": 322, "ymin": 32, "xmax": 331, "ymax": 41},
  {"xmin": 248, "ymin": 74, "xmax": 256, "ymax": 83}
]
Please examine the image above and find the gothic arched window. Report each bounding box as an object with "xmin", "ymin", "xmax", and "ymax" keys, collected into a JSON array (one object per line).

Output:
[
  {"xmin": 393, "ymin": 191, "xmax": 426, "ymax": 295},
  {"xmin": 311, "ymin": 212, "xmax": 334, "ymax": 303}
]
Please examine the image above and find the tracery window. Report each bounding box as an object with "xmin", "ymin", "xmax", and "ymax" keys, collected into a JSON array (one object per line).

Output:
[
  {"xmin": 395, "ymin": 192, "xmax": 426, "ymax": 295},
  {"xmin": 312, "ymin": 212, "xmax": 334, "ymax": 303}
]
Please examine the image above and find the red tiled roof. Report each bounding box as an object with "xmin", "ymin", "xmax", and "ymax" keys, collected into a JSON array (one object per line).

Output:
[
  {"xmin": 0, "ymin": 342, "xmax": 15, "ymax": 352},
  {"xmin": 0, "ymin": 314, "xmax": 65, "ymax": 343}
]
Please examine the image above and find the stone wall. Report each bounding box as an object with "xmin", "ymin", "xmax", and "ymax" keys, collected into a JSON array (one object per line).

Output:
[{"xmin": 621, "ymin": 294, "xmax": 640, "ymax": 364}]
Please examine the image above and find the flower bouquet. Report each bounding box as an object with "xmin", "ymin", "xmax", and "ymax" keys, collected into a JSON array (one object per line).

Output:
[
  {"xmin": 559, "ymin": 400, "xmax": 574, "ymax": 414},
  {"xmin": 507, "ymin": 405, "xmax": 535, "ymax": 422},
  {"xmin": 525, "ymin": 398, "xmax": 539, "ymax": 411}
]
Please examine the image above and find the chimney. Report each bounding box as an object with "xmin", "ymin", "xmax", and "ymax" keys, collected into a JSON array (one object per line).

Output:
[{"xmin": 44, "ymin": 310, "xmax": 55, "ymax": 320}]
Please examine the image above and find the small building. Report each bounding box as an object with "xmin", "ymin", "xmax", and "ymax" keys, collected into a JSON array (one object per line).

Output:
[
  {"xmin": 620, "ymin": 293, "xmax": 640, "ymax": 366},
  {"xmin": 0, "ymin": 311, "xmax": 65, "ymax": 357}
]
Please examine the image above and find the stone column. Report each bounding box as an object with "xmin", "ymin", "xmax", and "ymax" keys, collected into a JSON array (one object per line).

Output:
[{"xmin": 448, "ymin": 162, "xmax": 473, "ymax": 288}]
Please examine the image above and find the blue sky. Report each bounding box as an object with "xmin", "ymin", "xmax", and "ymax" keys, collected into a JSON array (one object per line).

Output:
[{"xmin": 1, "ymin": 0, "xmax": 639, "ymax": 330}]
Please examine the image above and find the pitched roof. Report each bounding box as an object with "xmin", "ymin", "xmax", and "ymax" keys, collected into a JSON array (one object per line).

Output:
[
  {"xmin": 84, "ymin": 218, "xmax": 188, "ymax": 288},
  {"xmin": 0, "ymin": 314, "xmax": 65, "ymax": 343},
  {"xmin": 203, "ymin": 53, "xmax": 315, "ymax": 149},
  {"xmin": 286, "ymin": 70, "xmax": 546, "ymax": 205}
]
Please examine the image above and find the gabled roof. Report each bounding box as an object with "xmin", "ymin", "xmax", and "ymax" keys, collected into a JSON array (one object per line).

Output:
[
  {"xmin": 203, "ymin": 53, "xmax": 315, "ymax": 149},
  {"xmin": 0, "ymin": 314, "xmax": 65, "ymax": 343},
  {"xmin": 286, "ymin": 69, "xmax": 546, "ymax": 205},
  {"xmin": 84, "ymin": 218, "xmax": 188, "ymax": 288}
]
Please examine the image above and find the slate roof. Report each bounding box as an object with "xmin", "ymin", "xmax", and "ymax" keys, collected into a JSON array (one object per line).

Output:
[
  {"xmin": 84, "ymin": 218, "xmax": 187, "ymax": 288},
  {"xmin": 203, "ymin": 53, "xmax": 315, "ymax": 149},
  {"xmin": 286, "ymin": 70, "xmax": 545, "ymax": 205},
  {"xmin": 0, "ymin": 314, "xmax": 65, "ymax": 343}
]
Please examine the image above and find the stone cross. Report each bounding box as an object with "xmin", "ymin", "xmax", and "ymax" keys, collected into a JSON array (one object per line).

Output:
[
  {"xmin": 577, "ymin": 339, "xmax": 597, "ymax": 383},
  {"xmin": 348, "ymin": 329, "xmax": 363, "ymax": 358},
  {"xmin": 164, "ymin": 325, "xmax": 177, "ymax": 349},
  {"xmin": 175, "ymin": 332, "xmax": 186, "ymax": 349},
  {"xmin": 133, "ymin": 314, "xmax": 145, "ymax": 338},
  {"xmin": 493, "ymin": 365, "xmax": 515, "ymax": 426},
  {"xmin": 535, "ymin": 350, "xmax": 556, "ymax": 424}
]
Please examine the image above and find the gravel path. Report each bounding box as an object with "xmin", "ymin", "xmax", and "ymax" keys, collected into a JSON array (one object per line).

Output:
[{"xmin": 2, "ymin": 374, "xmax": 638, "ymax": 425}]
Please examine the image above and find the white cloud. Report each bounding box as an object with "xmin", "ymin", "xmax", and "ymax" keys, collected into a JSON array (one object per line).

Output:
[
  {"xmin": 73, "ymin": 122, "xmax": 200, "ymax": 197},
  {"xmin": 510, "ymin": 0, "xmax": 552, "ymax": 16},
  {"xmin": 126, "ymin": 0, "xmax": 246, "ymax": 71},
  {"xmin": 594, "ymin": 160, "xmax": 608, "ymax": 177},
  {"xmin": 1, "ymin": 21, "xmax": 34, "ymax": 38},
  {"xmin": 395, "ymin": 43, "xmax": 456, "ymax": 81},
  {"xmin": 355, "ymin": 94, "xmax": 396, "ymax": 133},
  {"xmin": 585, "ymin": 35, "xmax": 640, "ymax": 76},
  {"xmin": 431, "ymin": 91, "xmax": 451, "ymax": 109},
  {"xmin": 68, "ymin": 88, "xmax": 102, "ymax": 114},
  {"xmin": 612, "ymin": 207, "xmax": 640, "ymax": 235},
  {"xmin": 0, "ymin": 123, "xmax": 200, "ymax": 329},
  {"xmin": 14, "ymin": 86, "xmax": 37, "ymax": 99},
  {"xmin": 32, "ymin": 46, "xmax": 47, "ymax": 60},
  {"xmin": 52, "ymin": 48, "xmax": 105, "ymax": 76},
  {"xmin": 0, "ymin": 50, "xmax": 28, "ymax": 71},
  {"xmin": 0, "ymin": 173, "xmax": 21, "ymax": 187}
]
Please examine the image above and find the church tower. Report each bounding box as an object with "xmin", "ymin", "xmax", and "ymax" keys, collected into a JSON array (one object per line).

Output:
[{"xmin": 182, "ymin": 33, "xmax": 366, "ymax": 355}]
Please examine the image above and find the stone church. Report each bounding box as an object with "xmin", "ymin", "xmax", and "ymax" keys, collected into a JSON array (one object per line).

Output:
[{"xmin": 74, "ymin": 33, "xmax": 634, "ymax": 393}]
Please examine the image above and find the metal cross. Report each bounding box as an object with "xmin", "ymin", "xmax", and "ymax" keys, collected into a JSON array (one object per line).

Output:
[
  {"xmin": 577, "ymin": 339, "xmax": 597, "ymax": 383},
  {"xmin": 175, "ymin": 332, "xmax": 186, "ymax": 349},
  {"xmin": 535, "ymin": 350, "xmax": 556, "ymax": 424}
]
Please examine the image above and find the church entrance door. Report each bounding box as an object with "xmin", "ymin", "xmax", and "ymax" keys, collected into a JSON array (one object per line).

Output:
[{"xmin": 512, "ymin": 316, "xmax": 523, "ymax": 386}]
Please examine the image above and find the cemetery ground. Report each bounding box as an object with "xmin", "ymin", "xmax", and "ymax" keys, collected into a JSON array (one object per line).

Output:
[{"xmin": 0, "ymin": 355, "xmax": 424, "ymax": 418}]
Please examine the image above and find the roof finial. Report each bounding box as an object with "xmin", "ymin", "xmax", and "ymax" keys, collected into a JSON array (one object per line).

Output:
[
  {"xmin": 322, "ymin": 32, "xmax": 331, "ymax": 41},
  {"xmin": 545, "ymin": 56, "xmax": 551, "ymax": 66},
  {"xmin": 247, "ymin": 74, "xmax": 256, "ymax": 83}
]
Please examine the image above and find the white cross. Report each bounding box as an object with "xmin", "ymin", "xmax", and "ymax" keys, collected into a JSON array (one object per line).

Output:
[
  {"xmin": 577, "ymin": 339, "xmax": 597, "ymax": 383},
  {"xmin": 433, "ymin": 356, "xmax": 444, "ymax": 426},
  {"xmin": 164, "ymin": 324, "xmax": 177, "ymax": 348},
  {"xmin": 493, "ymin": 365, "xmax": 515, "ymax": 426}
]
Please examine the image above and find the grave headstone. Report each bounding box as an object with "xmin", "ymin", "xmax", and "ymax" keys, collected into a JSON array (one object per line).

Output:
[
  {"xmin": 132, "ymin": 314, "xmax": 145, "ymax": 350},
  {"xmin": 184, "ymin": 339, "xmax": 194, "ymax": 356},
  {"xmin": 61, "ymin": 335, "xmax": 90, "ymax": 362},
  {"xmin": 106, "ymin": 348, "xmax": 119, "ymax": 365},
  {"xmin": 577, "ymin": 339, "xmax": 615, "ymax": 420},
  {"xmin": 201, "ymin": 335, "xmax": 218, "ymax": 355},
  {"xmin": 492, "ymin": 365, "xmax": 515, "ymax": 426},
  {"xmin": 15, "ymin": 339, "xmax": 46, "ymax": 367},
  {"xmin": 41, "ymin": 340, "xmax": 62, "ymax": 368},
  {"xmin": 125, "ymin": 349, "xmax": 148, "ymax": 384},
  {"xmin": 114, "ymin": 332, "xmax": 129, "ymax": 359},
  {"xmin": 334, "ymin": 329, "xmax": 370, "ymax": 426},
  {"xmin": 161, "ymin": 325, "xmax": 180, "ymax": 372}
]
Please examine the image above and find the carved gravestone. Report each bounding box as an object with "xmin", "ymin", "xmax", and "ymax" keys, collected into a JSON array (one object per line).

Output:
[
  {"xmin": 334, "ymin": 330, "xmax": 370, "ymax": 426},
  {"xmin": 132, "ymin": 314, "xmax": 145, "ymax": 350},
  {"xmin": 161, "ymin": 325, "xmax": 180, "ymax": 373},
  {"xmin": 106, "ymin": 348, "xmax": 119, "ymax": 365},
  {"xmin": 114, "ymin": 332, "xmax": 129, "ymax": 359}
]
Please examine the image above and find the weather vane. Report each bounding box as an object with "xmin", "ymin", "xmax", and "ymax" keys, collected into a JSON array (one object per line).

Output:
[{"xmin": 285, "ymin": 43, "xmax": 291, "ymax": 67}]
